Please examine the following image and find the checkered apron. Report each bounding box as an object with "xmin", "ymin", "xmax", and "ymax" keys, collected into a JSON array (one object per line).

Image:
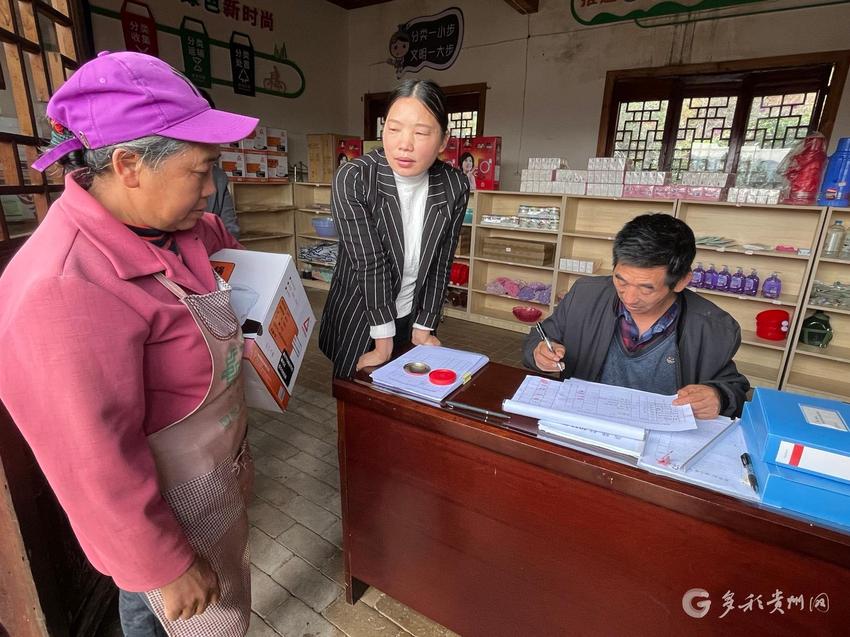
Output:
[{"xmin": 144, "ymin": 272, "xmax": 254, "ymax": 637}]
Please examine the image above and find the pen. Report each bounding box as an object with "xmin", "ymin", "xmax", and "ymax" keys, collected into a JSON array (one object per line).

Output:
[
  {"xmin": 535, "ymin": 322, "xmax": 565, "ymax": 372},
  {"xmin": 740, "ymin": 453, "xmax": 759, "ymax": 493},
  {"xmin": 444, "ymin": 400, "xmax": 510, "ymax": 420}
]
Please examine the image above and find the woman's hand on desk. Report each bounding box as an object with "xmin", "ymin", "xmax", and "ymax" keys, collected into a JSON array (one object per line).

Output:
[
  {"xmin": 356, "ymin": 337, "xmax": 394, "ymax": 371},
  {"xmin": 411, "ymin": 328, "xmax": 440, "ymax": 347},
  {"xmin": 533, "ymin": 340, "xmax": 565, "ymax": 373},
  {"xmin": 673, "ymin": 384, "xmax": 721, "ymax": 420}
]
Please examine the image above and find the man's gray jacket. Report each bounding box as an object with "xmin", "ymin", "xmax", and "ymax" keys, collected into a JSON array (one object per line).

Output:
[{"xmin": 523, "ymin": 276, "xmax": 750, "ymax": 417}]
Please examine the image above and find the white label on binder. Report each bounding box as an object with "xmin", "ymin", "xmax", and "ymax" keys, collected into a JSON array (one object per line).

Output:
[
  {"xmin": 800, "ymin": 405, "xmax": 848, "ymax": 431},
  {"xmin": 777, "ymin": 440, "xmax": 850, "ymax": 482}
]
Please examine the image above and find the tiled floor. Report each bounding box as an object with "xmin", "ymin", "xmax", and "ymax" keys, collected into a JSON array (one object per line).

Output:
[
  {"xmin": 244, "ymin": 290, "xmax": 526, "ymax": 637},
  {"xmin": 98, "ymin": 289, "xmax": 526, "ymax": 636}
]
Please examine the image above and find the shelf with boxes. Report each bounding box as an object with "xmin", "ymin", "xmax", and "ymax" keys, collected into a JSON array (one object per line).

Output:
[
  {"xmin": 783, "ymin": 207, "xmax": 850, "ymax": 399},
  {"xmin": 468, "ymin": 191, "xmax": 561, "ymax": 333},
  {"xmin": 677, "ymin": 199, "xmax": 826, "ymax": 390},
  {"xmin": 230, "ymin": 182, "xmax": 295, "ymax": 254},
  {"xmin": 293, "ymin": 182, "xmax": 335, "ymax": 290}
]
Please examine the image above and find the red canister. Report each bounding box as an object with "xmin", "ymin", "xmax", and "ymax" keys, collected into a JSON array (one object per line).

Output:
[{"xmin": 756, "ymin": 309, "xmax": 790, "ymax": 340}]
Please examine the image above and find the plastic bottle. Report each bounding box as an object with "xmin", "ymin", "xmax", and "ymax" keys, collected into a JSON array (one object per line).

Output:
[
  {"xmin": 703, "ymin": 264, "xmax": 718, "ymax": 290},
  {"xmin": 744, "ymin": 269, "xmax": 760, "ymax": 296},
  {"xmin": 762, "ymin": 272, "xmax": 782, "ymax": 299},
  {"xmin": 823, "ymin": 219, "xmax": 847, "ymax": 257},
  {"xmin": 729, "ymin": 267, "xmax": 746, "ymax": 294},
  {"xmin": 716, "ymin": 265, "xmax": 731, "ymax": 292},
  {"xmin": 689, "ymin": 262, "xmax": 705, "ymax": 288},
  {"xmin": 818, "ymin": 137, "xmax": 850, "ymax": 207}
]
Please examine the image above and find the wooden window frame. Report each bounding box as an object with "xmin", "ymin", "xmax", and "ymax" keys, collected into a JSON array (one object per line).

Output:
[
  {"xmin": 597, "ymin": 51, "xmax": 850, "ymax": 172},
  {"xmin": 363, "ymin": 82, "xmax": 488, "ymax": 140}
]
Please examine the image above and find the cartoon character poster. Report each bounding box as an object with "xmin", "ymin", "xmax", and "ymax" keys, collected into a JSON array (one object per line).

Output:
[{"xmin": 386, "ymin": 7, "xmax": 464, "ymax": 79}]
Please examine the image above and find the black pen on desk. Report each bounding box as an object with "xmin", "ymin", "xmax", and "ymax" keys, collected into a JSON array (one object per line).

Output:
[
  {"xmin": 444, "ymin": 400, "xmax": 510, "ymax": 420},
  {"xmin": 535, "ymin": 322, "xmax": 565, "ymax": 372},
  {"xmin": 740, "ymin": 453, "xmax": 759, "ymax": 493}
]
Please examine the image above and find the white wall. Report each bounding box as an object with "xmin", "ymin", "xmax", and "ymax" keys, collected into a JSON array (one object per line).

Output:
[
  {"xmin": 346, "ymin": 0, "xmax": 850, "ymax": 190},
  {"xmin": 90, "ymin": 0, "xmax": 352, "ymax": 166}
]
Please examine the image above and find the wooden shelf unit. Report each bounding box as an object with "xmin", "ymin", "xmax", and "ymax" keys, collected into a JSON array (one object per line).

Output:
[
  {"xmin": 439, "ymin": 190, "xmax": 843, "ymax": 396},
  {"xmin": 781, "ymin": 206, "xmax": 850, "ymax": 397},
  {"xmin": 231, "ymin": 182, "xmax": 295, "ymax": 255},
  {"xmin": 293, "ymin": 182, "xmax": 335, "ymax": 288}
]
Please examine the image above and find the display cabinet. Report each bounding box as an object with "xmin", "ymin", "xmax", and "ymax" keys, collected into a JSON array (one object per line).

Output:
[
  {"xmin": 784, "ymin": 206, "xmax": 850, "ymax": 399},
  {"xmin": 230, "ymin": 181, "xmax": 295, "ymax": 254},
  {"xmin": 293, "ymin": 182, "xmax": 334, "ymax": 290}
]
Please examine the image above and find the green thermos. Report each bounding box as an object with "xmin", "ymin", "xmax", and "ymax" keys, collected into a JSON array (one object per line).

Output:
[{"xmin": 800, "ymin": 311, "xmax": 833, "ymax": 348}]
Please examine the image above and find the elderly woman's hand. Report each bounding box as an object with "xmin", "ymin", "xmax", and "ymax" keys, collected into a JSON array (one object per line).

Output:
[{"xmin": 161, "ymin": 556, "xmax": 220, "ymax": 620}]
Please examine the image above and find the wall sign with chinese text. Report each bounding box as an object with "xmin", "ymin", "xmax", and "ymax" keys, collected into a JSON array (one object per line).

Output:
[
  {"xmin": 386, "ymin": 7, "xmax": 463, "ymax": 79},
  {"xmin": 180, "ymin": 17, "xmax": 211, "ymax": 87},
  {"xmin": 89, "ymin": 3, "xmax": 305, "ymax": 98},
  {"xmin": 571, "ymin": 0, "xmax": 766, "ymax": 26},
  {"xmin": 230, "ymin": 32, "xmax": 255, "ymax": 96},
  {"xmin": 120, "ymin": 0, "xmax": 159, "ymax": 56}
]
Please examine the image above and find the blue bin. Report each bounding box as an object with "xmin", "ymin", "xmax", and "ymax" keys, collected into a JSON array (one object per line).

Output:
[{"xmin": 311, "ymin": 217, "xmax": 338, "ymax": 238}]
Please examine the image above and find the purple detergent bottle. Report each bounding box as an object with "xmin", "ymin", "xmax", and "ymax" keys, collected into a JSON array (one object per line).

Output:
[
  {"xmin": 762, "ymin": 272, "xmax": 782, "ymax": 299},
  {"xmin": 689, "ymin": 262, "xmax": 705, "ymax": 288},
  {"xmin": 716, "ymin": 265, "xmax": 731, "ymax": 292},
  {"xmin": 744, "ymin": 268, "xmax": 760, "ymax": 296},
  {"xmin": 729, "ymin": 266, "xmax": 745, "ymax": 295},
  {"xmin": 703, "ymin": 263, "xmax": 718, "ymax": 290}
]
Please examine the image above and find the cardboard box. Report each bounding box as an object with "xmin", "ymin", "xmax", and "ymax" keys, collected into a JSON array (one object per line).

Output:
[
  {"xmin": 219, "ymin": 150, "xmax": 245, "ymax": 179},
  {"xmin": 307, "ymin": 133, "xmax": 347, "ymax": 183},
  {"xmin": 481, "ymin": 237, "xmax": 554, "ymax": 267},
  {"xmin": 460, "ymin": 136, "xmax": 501, "ymax": 191},
  {"xmin": 243, "ymin": 151, "xmax": 267, "ymax": 181},
  {"xmin": 266, "ymin": 127, "xmax": 288, "ymax": 152},
  {"xmin": 209, "ymin": 249, "xmax": 316, "ymax": 413},
  {"xmin": 227, "ymin": 125, "xmax": 268, "ymax": 151},
  {"xmin": 266, "ymin": 151, "xmax": 289, "ymax": 181},
  {"xmin": 363, "ymin": 140, "xmax": 382, "ymax": 155},
  {"xmin": 439, "ymin": 136, "xmax": 461, "ymax": 169}
]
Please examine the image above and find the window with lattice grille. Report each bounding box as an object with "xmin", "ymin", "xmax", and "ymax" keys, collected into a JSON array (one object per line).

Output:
[{"xmin": 602, "ymin": 54, "xmax": 847, "ymax": 185}]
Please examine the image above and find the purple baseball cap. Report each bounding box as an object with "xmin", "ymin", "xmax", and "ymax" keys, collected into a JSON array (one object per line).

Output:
[{"xmin": 32, "ymin": 51, "xmax": 259, "ymax": 172}]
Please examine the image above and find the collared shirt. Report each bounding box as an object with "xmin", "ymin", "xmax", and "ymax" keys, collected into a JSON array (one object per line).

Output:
[{"xmin": 617, "ymin": 297, "xmax": 680, "ymax": 353}]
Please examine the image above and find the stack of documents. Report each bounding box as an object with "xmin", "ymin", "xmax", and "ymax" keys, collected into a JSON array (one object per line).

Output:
[
  {"xmin": 639, "ymin": 418, "xmax": 759, "ymax": 502},
  {"xmin": 370, "ymin": 345, "xmax": 488, "ymax": 403},
  {"xmin": 503, "ymin": 375, "xmax": 697, "ymax": 457}
]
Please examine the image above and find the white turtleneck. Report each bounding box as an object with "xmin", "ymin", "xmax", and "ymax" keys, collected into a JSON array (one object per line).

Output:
[{"xmin": 370, "ymin": 170, "xmax": 431, "ymax": 339}]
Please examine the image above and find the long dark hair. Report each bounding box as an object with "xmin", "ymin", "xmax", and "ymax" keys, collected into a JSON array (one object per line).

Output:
[{"xmin": 386, "ymin": 79, "xmax": 448, "ymax": 135}]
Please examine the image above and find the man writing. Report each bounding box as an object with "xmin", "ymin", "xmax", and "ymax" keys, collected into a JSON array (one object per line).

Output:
[{"xmin": 524, "ymin": 213, "xmax": 749, "ymax": 419}]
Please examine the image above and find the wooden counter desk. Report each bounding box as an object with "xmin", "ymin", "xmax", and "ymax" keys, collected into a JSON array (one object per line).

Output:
[{"xmin": 333, "ymin": 362, "xmax": 850, "ymax": 636}]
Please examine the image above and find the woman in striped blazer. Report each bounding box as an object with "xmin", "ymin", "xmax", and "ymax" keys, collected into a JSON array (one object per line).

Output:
[{"xmin": 319, "ymin": 80, "xmax": 470, "ymax": 378}]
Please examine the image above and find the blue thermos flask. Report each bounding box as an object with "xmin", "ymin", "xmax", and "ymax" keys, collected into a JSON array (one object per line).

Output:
[{"xmin": 818, "ymin": 137, "xmax": 850, "ymax": 207}]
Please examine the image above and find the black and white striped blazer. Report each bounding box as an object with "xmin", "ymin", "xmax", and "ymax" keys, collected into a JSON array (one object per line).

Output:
[{"xmin": 319, "ymin": 148, "xmax": 470, "ymax": 378}]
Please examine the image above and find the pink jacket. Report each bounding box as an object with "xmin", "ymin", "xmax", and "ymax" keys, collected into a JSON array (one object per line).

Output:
[{"xmin": 0, "ymin": 174, "xmax": 240, "ymax": 591}]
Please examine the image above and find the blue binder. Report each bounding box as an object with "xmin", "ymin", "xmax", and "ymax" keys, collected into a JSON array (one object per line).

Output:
[
  {"xmin": 741, "ymin": 401, "xmax": 850, "ymax": 532},
  {"xmin": 745, "ymin": 388, "xmax": 850, "ymax": 486}
]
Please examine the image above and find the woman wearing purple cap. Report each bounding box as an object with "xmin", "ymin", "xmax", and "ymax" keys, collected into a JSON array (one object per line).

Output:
[{"xmin": 0, "ymin": 52, "xmax": 260, "ymax": 636}]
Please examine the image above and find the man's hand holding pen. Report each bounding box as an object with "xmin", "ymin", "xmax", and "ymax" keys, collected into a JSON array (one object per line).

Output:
[{"xmin": 533, "ymin": 339, "xmax": 566, "ymax": 373}]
